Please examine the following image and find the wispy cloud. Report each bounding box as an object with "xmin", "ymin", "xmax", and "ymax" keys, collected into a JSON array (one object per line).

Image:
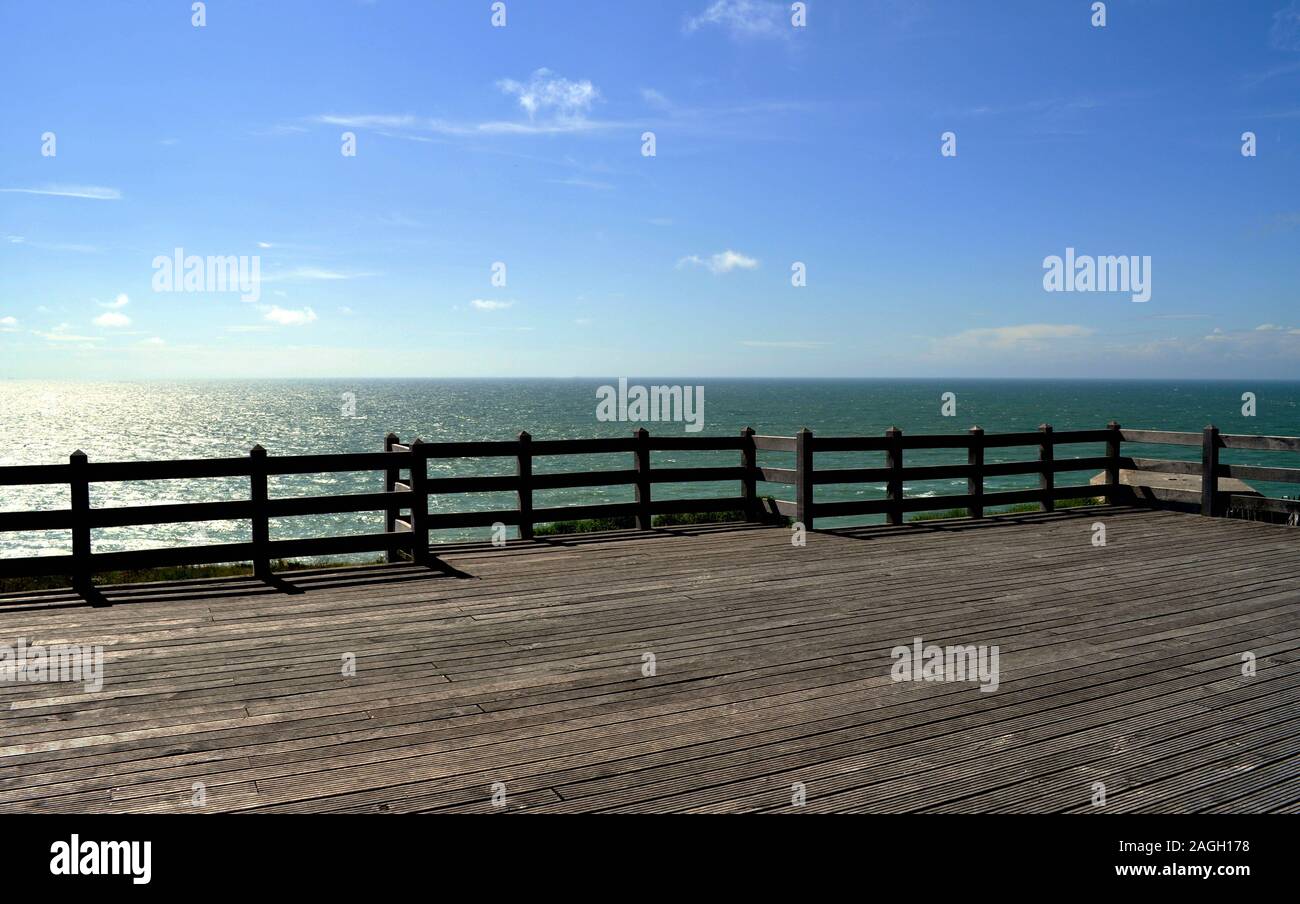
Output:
[
  {"xmin": 547, "ymin": 176, "xmax": 614, "ymax": 191},
  {"xmin": 0, "ymin": 316, "xmax": 18, "ymax": 332},
  {"xmin": 4, "ymin": 234, "xmax": 103, "ymax": 253},
  {"xmin": 1272, "ymin": 1, "xmax": 1300, "ymax": 51},
  {"xmin": 0, "ymin": 184, "xmax": 122, "ymax": 200},
  {"xmin": 678, "ymin": 250, "xmax": 760, "ymax": 274},
  {"xmin": 471, "ymin": 299, "xmax": 514, "ymax": 311},
  {"xmin": 934, "ymin": 323, "xmax": 1095, "ymax": 353},
  {"xmin": 33, "ymin": 324, "xmax": 102, "ymax": 343},
  {"xmin": 310, "ymin": 68, "xmax": 615, "ymax": 141},
  {"xmin": 98, "ymin": 294, "xmax": 130, "ymax": 310},
  {"xmin": 945, "ymin": 98, "xmax": 1101, "ymax": 119},
  {"xmin": 641, "ymin": 88, "xmax": 673, "ymax": 111},
  {"xmin": 1242, "ymin": 59, "xmax": 1300, "ymax": 88},
  {"xmin": 261, "ymin": 267, "xmax": 376, "ymax": 283},
  {"xmin": 685, "ymin": 0, "xmax": 790, "ymax": 40},
  {"xmin": 314, "ymin": 113, "xmax": 615, "ymax": 138},
  {"xmin": 740, "ymin": 339, "xmax": 829, "ymax": 349},
  {"xmin": 498, "ymin": 69, "xmax": 600, "ymax": 119}
]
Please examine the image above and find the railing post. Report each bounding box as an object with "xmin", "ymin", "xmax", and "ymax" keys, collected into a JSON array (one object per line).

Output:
[
  {"xmin": 1201, "ymin": 424, "xmax": 1220, "ymax": 517},
  {"xmin": 796, "ymin": 427, "xmax": 814, "ymax": 531},
  {"xmin": 740, "ymin": 427, "xmax": 758, "ymax": 522},
  {"xmin": 1039, "ymin": 424, "xmax": 1055, "ymax": 513},
  {"xmin": 409, "ymin": 439, "xmax": 430, "ymax": 564},
  {"xmin": 967, "ymin": 426, "xmax": 984, "ymax": 519},
  {"xmin": 633, "ymin": 428, "xmax": 651, "ymax": 530},
  {"xmin": 383, "ymin": 433, "xmax": 401, "ymax": 563},
  {"xmin": 517, "ymin": 431, "xmax": 534, "ymax": 541},
  {"xmin": 69, "ymin": 450, "xmax": 91, "ymax": 593},
  {"xmin": 885, "ymin": 427, "xmax": 903, "ymax": 526},
  {"xmin": 1106, "ymin": 421, "xmax": 1122, "ymax": 505},
  {"xmin": 249, "ymin": 444, "xmax": 271, "ymax": 579}
]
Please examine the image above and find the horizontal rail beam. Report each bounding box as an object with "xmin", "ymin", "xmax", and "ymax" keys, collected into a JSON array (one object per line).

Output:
[
  {"xmin": 1126, "ymin": 457, "xmax": 1203, "ymax": 476},
  {"xmin": 86, "ymin": 458, "xmax": 250, "ymax": 482},
  {"xmin": 1218, "ymin": 433, "xmax": 1300, "ymax": 453},
  {"xmin": 89, "ymin": 499, "xmax": 254, "ymax": 529},
  {"xmin": 0, "ymin": 509, "xmax": 76, "ymax": 531},
  {"xmin": 0, "ymin": 464, "xmax": 72, "ymax": 486},
  {"xmin": 1217, "ymin": 463, "xmax": 1300, "ymax": 484},
  {"xmin": 1120, "ymin": 429, "xmax": 1202, "ymax": 446}
]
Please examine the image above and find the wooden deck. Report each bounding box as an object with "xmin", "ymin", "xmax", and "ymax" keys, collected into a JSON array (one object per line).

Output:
[{"xmin": 1, "ymin": 505, "xmax": 1296, "ymax": 814}]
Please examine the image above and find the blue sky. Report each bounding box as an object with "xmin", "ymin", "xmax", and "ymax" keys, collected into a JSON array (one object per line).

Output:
[{"xmin": 1, "ymin": 0, "xmax": 1298, "ymax": 379}]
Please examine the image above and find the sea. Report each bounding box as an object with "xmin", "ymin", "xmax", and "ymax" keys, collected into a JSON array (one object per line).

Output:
[{"xmin": 1, "ymin": 379, "xmax": 1297, "ymax": 559}]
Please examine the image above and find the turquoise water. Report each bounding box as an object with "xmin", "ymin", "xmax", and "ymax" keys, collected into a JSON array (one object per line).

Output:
[{"xmin": 1, "ymin": 379, "xmax": 1297, "ymax": 558}]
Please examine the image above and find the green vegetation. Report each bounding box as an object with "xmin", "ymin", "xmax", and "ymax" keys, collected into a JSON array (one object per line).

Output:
[
  {"xmin": 533, "ymin": 516, "xmax": 636, "ymax": 535},
  {"xmin": 908, "ymin": 497, "xmax": 1102, "ymax": 523},
  {"xmin": 534, "ymin": 499, "xmax": 790, "ymax": 536},
  {"xmin": 0, "ymin": 558, "xmax": 383, "ymax": 595}
]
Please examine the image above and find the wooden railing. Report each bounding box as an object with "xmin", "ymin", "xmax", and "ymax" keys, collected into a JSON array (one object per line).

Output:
[
  {"xmin": 2, "ymin": 423, "xmax": 1297, "ymax": 591},
  {"xmin": 757, "ymin": 423, "xmax": 1300, "ymax": 529},
  {"xmin": 0, "ymin": 429, "xmax": 763, "ymax": 587},
  {"xmin": 1119, "ymin": 427, "xmax": 1300, "ymax": 519}
]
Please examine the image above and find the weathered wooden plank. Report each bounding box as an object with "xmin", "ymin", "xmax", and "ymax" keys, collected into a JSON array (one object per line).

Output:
[
  {"xmin": 0, "ymin": 505, "xmax": 1295, "ymax": 815},
  {"xmin": 1120, "ymin": 429, "xmax": 1201, "ymax": 446},
  {"xmin": 1218, "ymin": 433, "xmax": 1300, "ymax": 453},
  {"xmin": 1218, "ymin": 462, "xmax": 1300, "ymax": 485}
]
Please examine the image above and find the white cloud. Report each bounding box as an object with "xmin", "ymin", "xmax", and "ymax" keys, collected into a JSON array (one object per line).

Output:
[
  {"xmin": 685, "ymin": 0, "xmax": 788, "ymax": 39},
  {"xmin": 141, "ymin": 337, "xmax": 165, "ymax": 346},
  {"xmin": 0, "ymin": 316, "xmax": 18, "ymax": 331},
  {"xmin": 471, "ymin": 299, "xmax": 514, "ymax": 311},
  {"xmin": 93, "ymin": 311, "xmax": 131, "ymax": 328},
  {"xmin": 678, "ymin": 249, "xmax": 760, "ymax": 274},
  {"xmin": 497, "ymin": 69, "xmax": 600, "ymax": 120},
  {"xmin": 264, "ymin": 306, "xmax": 318, "ymax": 326},
  {"xmin": 0, "ymin": 184, "xmax": 122, "ymax": 200},
  {"xmin": 99, "ymin": 293, "xmax": 129, "ymax": 309}
]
